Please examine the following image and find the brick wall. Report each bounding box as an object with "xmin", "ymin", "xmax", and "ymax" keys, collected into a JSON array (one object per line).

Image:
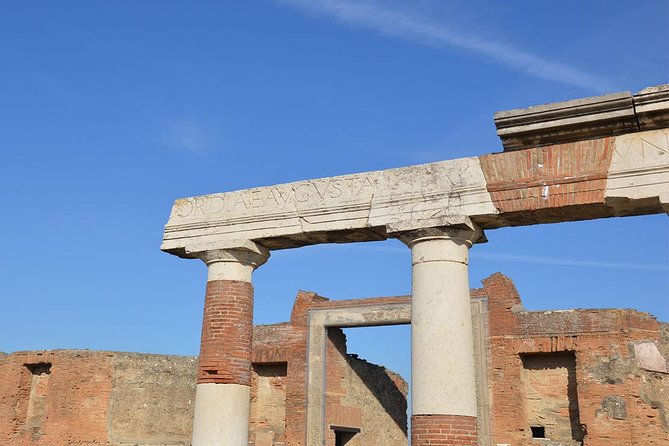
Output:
[
  {"xmin": 0, "ymin": 351, "xmax": 113, "ymax": 445},
  {"xmin": 479, "ymin": 137, "xmax": 616, "ymax": 225},
  {"xmin": 484, "ymin": 272, "xmax": 669, "ymax": 446}
]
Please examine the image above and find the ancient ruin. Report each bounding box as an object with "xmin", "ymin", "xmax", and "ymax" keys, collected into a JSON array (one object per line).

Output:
[
  {"xmin": 1, "ymin": 290, "xmax": 411, "ymax": 446},
  {"xmin": 1, "ymin": 85, "xmax": 668, "ymax": 446},
  {"xmin": 160, "ymin": 85, "xmax": 668, "ymax": 446},
  {"xmin": 1, "ymin": 274, "xmax": 668, "ymax": 445}
]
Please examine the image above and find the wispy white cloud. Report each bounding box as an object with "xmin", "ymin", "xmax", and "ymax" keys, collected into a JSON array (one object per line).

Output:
[
  {"xmin": 277, "ymin": 0, "xmax": 613, "ymax": 92},
  {"xmin": 161, "ymin": 119, "xmax": 211, "ymax": 154},
  {"xmin": 304, "ymin": 243, "xmax": 668, "ymax": 271}
]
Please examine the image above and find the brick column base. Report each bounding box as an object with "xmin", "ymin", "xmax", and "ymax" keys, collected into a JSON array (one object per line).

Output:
[{"xmin": 411, "ymin": 414, "xmax": 478, "ymax": 446}]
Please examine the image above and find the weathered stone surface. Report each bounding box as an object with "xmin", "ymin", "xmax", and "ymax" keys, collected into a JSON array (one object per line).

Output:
[
  {"xmin": 597, "ymin": 395, "xmax": 628, "ymax": 420},
  {"xmin": 589, "ymin": 353, "xmax": 634, "ymax": 385},
  {"xmin": 485, "ymin": 273, "xmax": 669, "ymax": 445},
  {"xmin": 634, "ymin": 84, "xmax": 669, "ymax": 131},
  {"xmin": 494, "ymin": 91, "xmax": 637, "ymax": 151},
  {"xmin": 520, "ymin": 352, "xmax": 584, "ymax": 442},
  {"xmin": 162, "ymin": 157, "xmax": 496, "ymax": 255},
  {"xmin": 494, "ymin": 84, "xmax": 669, "ymax": 151},
  {"xmin": 336, "ymin": 349, "xmax": 409, "ymax": 446},
  {"xmin": 634, "ymin": 342, "xmax": 669, "ymax": 373},
  {"xmin": 250, "ymin": 364, "xmax": 287, "ymax": 444},
  {"xmin": 605, "ymin": 129, "xmax": 669, "ymax": 215},
  {"xmin": 108, "ymin": 353, "xmax": 196, "ymax": 444},
  {"xmin": 641, "ymin": 376, "xmax": 669, "ymax": 434}
]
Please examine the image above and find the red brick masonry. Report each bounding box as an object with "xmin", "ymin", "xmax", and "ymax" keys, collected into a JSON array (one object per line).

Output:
[
  {"xmin": 197, "ymin": 280, "xmax": 254, "ymax": 385},
  {"xmin": 479, "ymin": 137, "xmax": 617, "ymax": 225},
  {"xmin": 411, "ymin": 414, "xmax": 478, "ymax": 446}
]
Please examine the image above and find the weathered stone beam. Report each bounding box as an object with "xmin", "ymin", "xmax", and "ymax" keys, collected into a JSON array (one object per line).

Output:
[
  {"xmin": 635, "ymin": 85, "xmax": 669, "ymax": 131},
  {"xmin": 494, "ymin": 84, "xmax": 669, "ymax": 151},
  {"xmin": 162, "ymin": 129, "xmax": 668, "ymax": 256},
  {"xmin": 162, "ymin": 156, "xmax": 497, "ymax": 255}
]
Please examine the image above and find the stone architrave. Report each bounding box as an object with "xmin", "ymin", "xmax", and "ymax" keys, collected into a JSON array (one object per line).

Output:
[
  {"xmin": 162, "ymin": 157, "xmax": 498, "ymax": 254},
  {"xmin": 605, "ymin": 129, "xmax": 669, "ymax": 214},
  {"xmin": 163, "ymin": 136, "xmax": 668, "ymax": 254}
]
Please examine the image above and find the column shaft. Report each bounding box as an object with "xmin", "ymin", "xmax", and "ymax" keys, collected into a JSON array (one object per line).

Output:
[
  {"xmin": 191, "ymin": 246, "xmax": 268, "ymax": 446},
  {"xmin": 402, "ymin": 226, "xmax": 481, "ymax": 446},
  {"xmin": 198, "ymin": 280, "xmax": 254, "ymax": 385}
]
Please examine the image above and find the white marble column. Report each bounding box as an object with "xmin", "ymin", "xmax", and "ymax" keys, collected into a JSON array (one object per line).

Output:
[
  {"xmin": 191, "ymin": 243, "xmax": 269, "ymax": 446},
  {"xmin": 399, "ymin": 225, "xmax": 483, "ymax": 445}
]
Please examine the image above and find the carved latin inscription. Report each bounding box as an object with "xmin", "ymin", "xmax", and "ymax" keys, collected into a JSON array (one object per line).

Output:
[
  {"xmin": 162, "ymin": 157, "xmax": 499, "ymax": 252},
  {"xmin": 173, "ymin": 174, "xmax": 378, "ymax": 219}
]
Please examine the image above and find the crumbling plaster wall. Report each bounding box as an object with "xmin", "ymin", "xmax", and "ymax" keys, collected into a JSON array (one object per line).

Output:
[{"xmin": 108, "ymin": 353, "xmax": 196, "ymax": 444}]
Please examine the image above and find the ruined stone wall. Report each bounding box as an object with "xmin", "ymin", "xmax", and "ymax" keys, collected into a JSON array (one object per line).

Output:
[
  {"xmin": 0, "ymin": 350, "xmax": 196, "ymax": 446},
  {"xmin": 484, "ymin": 273, "xmax": 669, "ymax": 446},
  {"xmin": 250, "ymin": 362, "xmax": 288, "ymax": 445},
  {"xmin": 2, "ymin": 275, "xmax": 668, "ymax": 446},
  {"xmin": 0, "ymin": 308, "xmax": 408, "ymax": 446}
]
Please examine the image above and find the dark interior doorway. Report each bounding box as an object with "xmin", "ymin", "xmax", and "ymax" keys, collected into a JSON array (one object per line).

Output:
[{"xmin": 331, "ymin": 425, "xmax": 359, "ymax": 446}]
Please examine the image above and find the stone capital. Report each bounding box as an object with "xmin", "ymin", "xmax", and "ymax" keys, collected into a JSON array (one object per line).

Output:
[
  {"xmin": 191, "ymin": 241, "xmax": 270, "ymax": 282},
  {"xmin": 196, "ymin": 247, "xmax": 270, "ymax": 269},
  {"xmin": 393, "ymin": 217, "xmax": 485, "ymax": 249}
]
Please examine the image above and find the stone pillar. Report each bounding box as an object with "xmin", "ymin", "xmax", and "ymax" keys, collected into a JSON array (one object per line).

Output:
[
  {"xmin": 191, "ymin": 243, "xmax": 270, "ymax": 446},
  {"xmin": 399, "ymin": 225, "xmax": 483, "ymax": 446}
]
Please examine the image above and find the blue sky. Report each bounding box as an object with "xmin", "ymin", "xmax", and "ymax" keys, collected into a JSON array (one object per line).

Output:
[{"xmin": 1, "ymin": 1, "xmax": 668, "ymax": 387}]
